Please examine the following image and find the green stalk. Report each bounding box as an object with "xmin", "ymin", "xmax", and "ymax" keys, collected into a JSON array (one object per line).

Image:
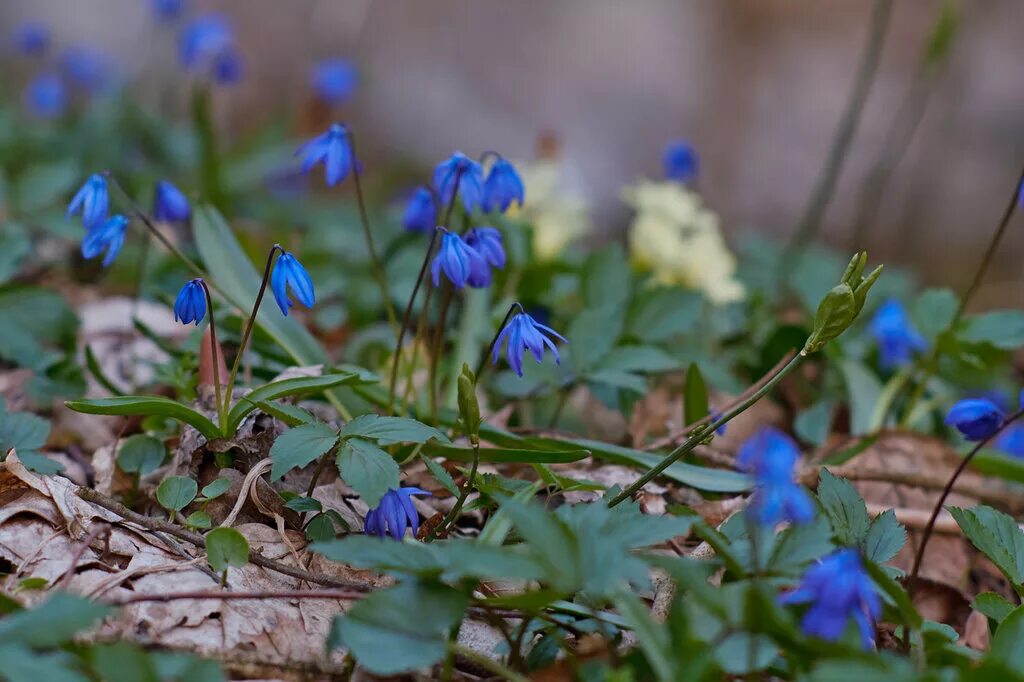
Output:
[
  {"xmin": 443, "ymin": 285, "xmax": 489, "ymax": 409},
  {"xmin": 192, "ymin": 85, "xmax": 227, "ymax": 212}
]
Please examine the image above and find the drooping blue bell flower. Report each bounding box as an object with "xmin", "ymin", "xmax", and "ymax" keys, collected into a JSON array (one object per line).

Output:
[
  {"xmin": 431, "ymin": 231, "xmax": 486, "ymax": 289},
  {"xmin": 312, "ymin": 58, "xmax": 357, "ymax": 105},
  {"xmin": 67, "ymin": 174, "xmax": 110, "ymax": 230},
  {"xmin": 179, "ymin": 13, "xmax": 235, "ymax": 78},
  {"xmin": 59, "ymin": 46, "xmax": 113, "ymax": 94},
  {"xmin": 174, "ymin": 279, "xmax": 207, "ymax": 325},
  {"xmin": 24, "ymin": 72, "xmax": 66, "ymax": 119},
  {"xmin": 153, "ymin": 180, "xmax": 192, "ymax": 222},
  {"xmin": 465, "ymin": 227, "xmax": 506, "ymax": 270},
  {"xmin": 433, "ymin": 152, "xmax": 484, "ymax": 213},
  {"xmin": 663, "ymin": 139, "xmax": 700, "ymax": 183},
  {"xmin": 212, "ymin": 48, "xmax": 243, "ymax": 84},
  {"xmin": 402, "ymin": 187, "xmax": 436, "ymax": 234},
  {"xmin": 297, "ymin": 123, "xmax": 352, "ymax": 187},
  {"xmin": 271, "ymin": 251, "xmax": 315, "ymax": 316},
  {"xmin": 945, "ymin": 398, "xmax": 1004, "ymax": 441},
  {"xmin": 780, "ymin": 548, "xmax": 881, "ymax": 649},
  {"xmin": 151, "ymin": 0, "xmax": 187, "ymax": 22},
  {"xmin": 868, "ymin": 299, "xmax": 926, "ymax": 370},
  {"xmin": 736, "ymin": 427, "xmax": 814, "ymax": 527},
  {"xmin": 364, "ymin": 487, "xmax": 431, "ymax": 540},
  {"xmin": 492, "ymin": 309, "xmax": 568, "ymax": 377},
  {"xmin": 81, "ymin": 215, "xmax": 129, "ymax": 267},
  {"xmin": 482, "ymin": 157, "xmax": 524, "ymax": 213},
  {"xmin": 996, "ymin": 390, "xmax": 1024, "ymax": 457},
  {"xmin": 12, "ymin": 22, "xmax": 50, "ymax": 57}
]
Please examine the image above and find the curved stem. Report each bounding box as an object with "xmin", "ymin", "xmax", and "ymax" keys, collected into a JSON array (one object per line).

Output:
[
  {"xmin": 608, "ymin": 349, "xmax": 809, "ymax": 508},
  {"xmin": 474, "ymin": 302, "xmax": 523, "ymax": 382},
  {"xmin": 450, "ymin": 643, "xmax": 529, "ymax": 682},
  {"xmin": 427, "ymin": 444, "xmax": 480, "ymax": 542},
  {"xmin": 198, "ymin": 280, "xmax": 225, "ymax": 431}
]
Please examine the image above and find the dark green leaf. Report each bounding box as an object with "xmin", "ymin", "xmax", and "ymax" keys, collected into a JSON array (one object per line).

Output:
[
  {"xmin": 569, "ymin": 304, "xmax": 625, "ymax": 372},
  {"xmin": 794, "ymin": 400, "xmax": 834, "ymax": 447},
  {"xmin": 284, "ymin": 496, "xmax": 323, "ymax": 513},
  {"xmin": 0, "ymin": 403, "xmax": 50, "ymax": 452},
  {"xmin": 65, "ymin": 397, "xmax": 221, "ymax": 441},
  {"xmin": 336, "ymin": 438, "xmax": 400, "ymax": 507},
  {"xmin": 205, "ymin": 527, "xmax": 249, "ymax": 572},
  {"xmin": 423, "ymin": 441, "xmax": 588, "ymax": 464},
  {"xmin": 84, "ymin": 345, "xmax": 125, "ymax": 396},
  {"xmin": 582, "ymin": 244, "xmax": 631, "ymax": 310},
  {"xmin": 116, "ymin": 435, "xmax": 165, "ymax": 477},
  {"xmin": 806, "ymin": 284, "xmax": 857, "ymax": 351},
  {"xmin": 185, "ymin": 511, "xmax": 212, "ymax": 529},
  {"xmin": 974, "ymin": 592, "xmax": 1015, "ymax": 624},
  {"xmin": 910, "ymin": 288, "xmax": 958, "ymax": 341},
  {"xmin": 768, "ymin": 517, "xmax": 834, "ymax": 575},
  {"xmin": 199, "ymin": 477, "xmax": 231, "ymax": 500},
  {"xmin": 340, "ymin": 414, "xmax": 449, "ymax": 445},
  {"xmin": 421, "ymin": 455, "xmax": 460, "ymax": 497},
  {"xmin": 961, "ymin": 311, "xmax": 1024, "ymax": 350},
  {"xmin": 989, "ymin": 605, "xmax": 1024, "ymax": 670},
  {"xmin": 0, "ymin": 222, "xmax": 31, "ymax": 285},
  {"xmin": 625, "ymin": 288, "xmax": 701, "ymax": 342},
  {"xmin": 0, "ymin": 593, "xmax": 109, "ymax": 647},
  {"xmin": 227, "ymin": 373, "xmax": 359, "ymax": 434},
  {"xmin": 270, "ymin": 422, "xmax": 339, "ymax": 480},
  {"xmin": 683, "ymin": 362, "xmax": 708, "ymax": 427},
  {"xmin": 251, "ymin": 400, "xmax": 316, "ymax": 427},
  {"xmin": 864, "ymin": 560, "xmax": 922, "ymax": 629},
  {"xmin": 837, "ymin": 360, "xmax": 883, "ymax": 435},
  {"xmin": 817, "ymin": 469, "xmax": 871, "ymax": 547},
  {"xmin": 948, "ymin": 505, "xmax": 1024, "ymax": 585},
  {"xmin": 305, "ymin": 513, "xmax": 338, "ymax": 542},
  {"xmin": 715, "ymin": 633, "xmax": 778, "ymax": 674},
  {"xmin": 156, "ymin": 476, "xmax": 198, "ymax": 512},
  {"xmin": 864, "ymin": 509, "xmax": 906, "ymax": 563},
  {"xmin": 611, "ymin": 590, "xmax": 675, "ymax": 681},
  {"xmin": 0, "ymin": 645, "xmax": 91, "ymax": 682}
]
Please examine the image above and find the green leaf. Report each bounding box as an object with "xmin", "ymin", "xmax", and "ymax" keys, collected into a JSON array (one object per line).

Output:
[
  {"xmin": 0, "ymin": 407, "xmax": 50, "ymax": 452},
  {"xmin": 864, "ymin": 560, "xmax": 922, "ymax": 629},
  {"xmin": 598, "ymin": 346, "xmax": 680, "ymax": 374},
  {"xmin": 0, "ymin": 593, "xmax": 109, "ymax": 647},
  {"xmin": 864, "ymin": 509, "xmax": 906, "ymax": 563},
  {"xmin": 329, "ymin": 580, "xmax": 468, "ymax": 675},
  {"xmin": 205, "ymin": 527, "xmax": 250, "ymax": 572},
  {"xmin": 185, "ymin": 511, "xmax": 212, "ymax": 529},
  {"xmin": 226, "ymin": 372, "xmax": 359, "ymax": 434},
  {"xmin": 625, "ymin": 288, "xmax": 701, "ymax": 342},
  {"xmin": 0, "ymin": 285, "xmax": 77, "ymax": 370},
  {"xmin": 284, "ymin": 496, "xmax": 323, "ymax": 513},
  {"xmin": 116, "ymin": 435, "xmax": 165, "ymax": 477},
  {"xmin": 961, "ymin": 311, "xmax": 1024, "ymax": 349},
  {"xmin": 924, "ymin": 0, "xmax": 960, "ymax": 66},
  {"xmin": 251, "ymin": 400, "xmax": 315, "ymax": 427},
  {"xmin": 0, "ymin": 645, "xmax": 91, "ymax": 682},
  {"xmin": 806, "ymin": 284, "xmax": 856, "ymax": 352},
  {"xmin": 989, "ymin": 605, "xmax": 1024, "ymax": 670},
  {"xmin": 199, "ymin": 477, "xmax": 231, "ymax": 500},
  {"xmin": 948, "ymin": 505, "xmax": 1024, "ymax": 585},
  {"xmin": 683, "ymin": 362, "xmax": 708, "ymax": 427},
  {"xmin": 817, "ymin": 469, "xmax": 871, "ymax": 547},
  {"xmin": 336, "ymin": 438, "xmax": 400, "ymax": 507},
  {"xmin": 423, "ymin": 442, "xmax": 589, "ymax": 464},
  {"xmin": 88, "ymin": 641, "xmax": 160, "ymax": 682},
  {"xmin": 421, "ymin": 455, "xmax": 460, "ymax": 497},
  {"xmin": 768, "ymin": 517, "xmax": 834, "ymax": 575},
  {"xmin": 611, "ymin": 590, "xmax": 675, "ymax": 681},
  {"xmin": 714, "ymin": 633, "xmax": 778, "ymax": 675},
  {"xmin": 156, "ymin": 476, "xmax": 198, "ymax": 512},
  {"xmin": 910, "ymin": 288, "xmax": 958, "ymax": 341},
  {"xmin": 304, "ymin": 513, "xmax": 338, "ymax": 542},
  {"xmin": 794, "ymin": 400, "xmax": 834, "ymax": 447},
  {"xmin": 0, "ymin": 223, "xmax": 31, "ymax": 285},
  {"xmin": 837, "ymin": 359, "xmax": 883, "ymax": 435},
  {"xmin": 65, "ymin": 397, "xmax": 221, "ymax": 440},
  {"xmin": 269, "ymin": 422, "xmax": 339, "ymax": 480},
  {"xmin": 974, "ymin": 592, "xmax": 1015, "ymax": 624},
  {"xmin": 569, "ymin": 304, "xmax": 625, "ymax": 372},
  {"xmin": 582, "ymin": 244, "xmax": 631, "ymax": 310},
  {"xmin": 339, "ymin": 414, "xmax": 449, "ymax": 445},
  {"xmin": 84, "ymin": 345, "xmax": 124, "ymax": 397}
]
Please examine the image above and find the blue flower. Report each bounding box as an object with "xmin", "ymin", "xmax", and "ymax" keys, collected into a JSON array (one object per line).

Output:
[
  {"xmin": 869, "ymin": 299, "xmax": 926, "ymax": 370},
  {"xmin": 780, "ymin": 548, "xmax": 881, "ymax": 649},
  {"xmin": 710, "ymin": 410, "xmax": 727, "ymax": 436},
  {"xmin": 153, "ymin": 180, "xmax": 192, "ymax": 222},
  {"xmin": 945, "ymin": 398, "xmax": 1004, "ymax": 441},
  {"xmin": 271, "ymin": 251, "xmax": 315, "ymax": 316},
  {"xmin": 431, "ymin": 231, "xmax": 486, "ymax": 289},
  {"xmin": 433, "ymin": 152, "xmax": 484, "ymax": 213},
  {"xmin": 60, "ymin": 46, "xmax": 113, "ymax": 94},
  {"xmin": 174, "ymin": 279, "xmax": 206, "ymax": 325},
  {"xmin": 492, "ymin": 310, "xmax": 568, "ymax": 377},
  {"xmin": 996, "ymin": 425, "xmax": 1024, "ymax": 458},
  {"xmin": 364, "ymin": 487, "xmax": 431, "ymax": 540},
  {"xmin": 482, "ymin": 157, "xmax": 524, "ymax": 213},
  {"xmin": 312, "ymin": 59, "xmax": 357, "ymax": 105},
  {"xmin": 736, "ymin": 427, "xmax": 814, "ymax": 527},
  {"xmin": 179, "ymin": 13, "xmax": 235, "ymax": 76},
  {"xmin": 663, "ymin": 140, "xmax": 699, "ymax": 183},
  {"xmin": 81, "ymin": 215, "xmax": 129, "ymax": 267},
  {"xmin": 24, "ymin": 72, "xmax": 66, "ymax": 119},
  {"xmin": 67, "ymin": 174, "xmax": 110, "ymax": 230},
  {"xmin": 297, "ymin": 123, "xmax": 352, "ymax": 187},
  {"xmin": 402, "ymin": 187, "xmax": 436, "ymax": 234},
  {"xmin": 12, "ymin": 22, "xmax": 49, "ymax": 57},
  {"xmin": 464, "ymin": 226, "xmax": 505, "ymax": 287},
  {"xmin": 151, "ymin": 0, "xmax": 187, "ymax": 22},
  {"xmin": 212, "ymin": 48, "xmax": 243, "ymax": 84}
]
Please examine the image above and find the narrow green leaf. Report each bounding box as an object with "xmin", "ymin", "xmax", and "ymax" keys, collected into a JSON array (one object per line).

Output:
[
  {"xmin": 336, "ymin": 438, "xmax": 400, "ymax": 507},
  {"xmin": 611, "ymin": 590, "xmax": 675, "ymax": 681},
  {"xmin": 65, "ymin": 397, "xmax": 221, "ymax": 440},
  {"xmin": 837, "ymin": 360, "xmax": 883, "ymax": 435},
  {"xmin": 250, "ymin": 400, "xmax": 316, "ymax": 427},
  {"xmin": 205, "ymin": 527, "xmax": 250, "ymax": 572},
  {"xmin": 683, "ymin": 362, "xmax": 708, "ymax": 427},
  {"xmin": 270, "ymin": 422, "xmax": 339, "ymax": 480},
  {"xmin": 340, "ymin": 414, "xmax": 449, "ymax": 445},
  {"xmin": 156, "ymin": 476, "xmax": 198, "ymax": 512},
  {"xmin": 227, "ymin": 373, "xmax": 358, "ymax": 434},
  {"xmin": 423, "ymin": 442, "xmax": 588, "ymax": 464},
  {"xmin": 864, "ymin": 560, "xmax": 922, "ymax": 629},
  {"xmin": 84, "ymin": 345, "xmax": 124, "ymax": 396}
]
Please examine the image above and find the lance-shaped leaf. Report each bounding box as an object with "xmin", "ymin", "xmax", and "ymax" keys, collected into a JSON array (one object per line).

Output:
[
  {"xmin": 226, "ymin": 372, "xmax": 359, "ymax": 434},
  {"xmin": 65, "ymin": 396, "xmax": 221, "ymax": 440}
]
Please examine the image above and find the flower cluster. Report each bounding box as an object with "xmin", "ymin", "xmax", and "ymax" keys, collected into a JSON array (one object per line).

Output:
[
  {"xmin": 364, "ymin": 487, "xmax": 431, "ymax": 540},
  {"xmin": 736, "ymin": 427, "xmax": 814, "ymax": 527},
  {"xmin": 179, "ymin": 13, "xmax": 242, "ymax": 84}
]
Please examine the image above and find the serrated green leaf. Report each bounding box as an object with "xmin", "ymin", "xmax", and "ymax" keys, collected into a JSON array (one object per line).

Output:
[
  {"xmin": 156, "ymin": 476, "xmax": 198, "ymax": 512},
  {"xmin": 817, "ymin": 469, "xmax": 871, "ymax": 547},
  {"xmin": 336, "ymin": 438, "xmax": 400, "ymax": 507},
  {"xmin": 421, "ymin": 455, "xmax": 460, "ymax": 497},
  {"xmin": 205, "ymin": 527, "xmax": 249, "ymax": 572},
  {"xmin": 864, "ymin": 509, "xmax": 906, "ymax": 563},
  {"xmin": 270, "ymin": 422, "xmax": 338, "ymax": 480},
  {"xmin": 948, "ymin": 505, "xmax": 1024, "ymax": 585},
  {"xmin": 65, "ymin": 397, "xmax": 221, "ymax": 440},
  {"xmin": 339, "ymin": 414, "xmax": 448, "ymax": 445},
  {"xmin": 683, "ymin": 362, "xmax": 708, "ymax": 427},
  {"xmin": 226, "ymin": 372, "xmax": 358, "ymax": 434},
  {"xmin": 116, "ymin": 435, "xmax": 165, "ymax": 476}
]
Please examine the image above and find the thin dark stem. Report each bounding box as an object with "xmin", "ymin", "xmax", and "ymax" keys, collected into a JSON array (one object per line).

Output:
[
  {"xmin": 111, "ymin": 589, "xmax": 365, "ymax": 605},
  {"xmin": 300, "ymin": 444, "xmax": 337, "ymax": 526},
  {"xmin": 427, "ymin": 444, "xmax": 481, "ymax": 542},
  {"xmin": 783, "ymin": 0, "xmax": 893, "ymax": 261},
  {"xmin": 475, "ymin": 302, "xmax": 524, "ymax": 381},
  {"xmin": 402, "ymin": 279, "xmax": 437, "ymax": 414},
  {"xmin": 198, "ymin": 280, "xmax": 225, "ymax": 431},
  {"xmin": 347, "ymin": 131, "xmax": 398, "ymax": 333},
  {"xmin": 429, "ymin": 285, "xmax": 455, "ymax": 421}
]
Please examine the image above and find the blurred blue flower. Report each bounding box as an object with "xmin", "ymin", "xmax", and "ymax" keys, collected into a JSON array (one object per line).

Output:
[
  {"xmin": 945, "ymin": 398, "xmax": 1004, "ymax": 441},
  {"xmin": 212, "ymin": 48, "xmax": 243, "ymax": 84},
  {"xmin": 153, "ymin": 180, "xmax": 191, "ymax": 222},
  {"xmin": 996, "ymin": 425, "xmax": 1024, "ymax": 458},
  {"xmin": 271, "ymin": 251, "xmax": 315, "ymax": 316},
  {"xmin": 297, "ymin": 123, "xmax": 352, "ymax": 186},
  {"xmin": 179, "ymin": 13, "xmax": 236, "ymax": 80},
  {"xmin": 24, "ymin": 72, "xmax": 66, "ymax": 118},
  {"xmin": 67, "ymin": 174, "xmax": 110, "ymax": 230},
  {"xmin": 431, "ymin": 231, "xmax": 485, "ymax": 289},
  {"xmin": 868, "ymin": 299, "xmax": 926, "ymax": 370},
  {"xmin": 780, "ymin": 548, "xmax": 881, "ymax": 649},
  {"xmin": 364, "ymin": 487, "xmax": 431, "ymax": 540},
  {"xmin": 710, "ymin": 410, "xmax": 727, "ymax": 436},
  {"xmin": 81, "ymin": 215, "xmax": 129, "ymax": 267},
  {"xmin": 12, "ymin": 22, "xmax": 49, "ymax": 57},
  {"xmin": 433, "ymin": 152, "xmax": 484, "ymax": 213},
  {"xmin": 492, "ymin": 310, "xmax": 567, "ymax": 377},
  {"xmin": 312, "ymin": 58, "xmax": 357, "ymax": 105},
  {"xmin": 174, "ymin": 279, "xmax": 206, "ymax": 325},
  {"xmin": 465, "ymin": 227, "xmax": 506, "ymax": 288},
  {"xmin": 60, "ymin": 46, "xmax": 113, "ymax": 94},
  {"xmin": 482, "ymin": 157, "xmax": 524, "ymax": 213},
  {"xmin": 151, "ymin": 0, "xmax": 187, "ymax": 22},
  {"xmin": 402, "ymin": 187, "xmax": 436, "ymax": 234},
  {"xmin": 663, "ymin": 140, "xmax": 699, "ymax": 183},
  {"xmin": 736, "ymin": 427, "xmax": 814, "ymax": 527}
]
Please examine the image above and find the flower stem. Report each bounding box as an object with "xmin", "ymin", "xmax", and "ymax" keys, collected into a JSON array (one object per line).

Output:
[
  {"xmin": 449, "ymin": 643, "xmax": 529, "ymax": 682},
  {"xmin": 607, "ymin": 349, "xmax": 808, "ymax": 508},
  {"xmin": 197, "ymin": 280, "xmax": 225, "ymax": 431},
  {"xmin": 474, "ymin": 302, "xmax": 524, "ymax": 381},
  {"xmin": 429, "ymin": 285, "xmax": 455, "ymax": 421},
  {"xmin": 427, "ymin": 443, "xmax": 480, "ymax": 543}
]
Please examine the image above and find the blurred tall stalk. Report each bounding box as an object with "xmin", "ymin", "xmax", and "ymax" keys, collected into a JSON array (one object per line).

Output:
[{"xmin": 192, "ymin": 86, "xmax": 228, "ymax": 212}]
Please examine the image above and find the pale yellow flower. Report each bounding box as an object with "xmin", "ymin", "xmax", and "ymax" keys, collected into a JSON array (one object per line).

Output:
[{"xmin": 512, "ymin": 159, "xmax": 591, "ymax": 261}]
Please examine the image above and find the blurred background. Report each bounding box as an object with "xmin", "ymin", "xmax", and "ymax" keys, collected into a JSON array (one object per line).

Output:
[{"xmin": 4, "ymin": 0, "xmax": 1022, "ymax": 305}]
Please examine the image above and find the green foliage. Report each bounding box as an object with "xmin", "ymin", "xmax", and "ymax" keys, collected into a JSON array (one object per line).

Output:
[
  {"xmin": 205, "ymin": 527, "xmax": 250, "ymax": 572},
  {"xmin": 116, "ymin": 435, "xmax": 166, "ymax": 477},
  {"xmin": 949, "ymin": 505, "xmax": 1024, "ymax": 588},
  {"xmin": 683, "ymin": 362, "xmax": 708, "ymax": 427},
  {"xmin": 269, "ymin": 422, "xmax": 339, "ymax": 480},
  {"xmin": 817, "ymin": 469, "xmax": 906, "ymax": 562},
  {"xmin": 66, "ymin": 396, "xmax": 221, "ymax": 441},
  {"xmin": 156, "ymin": 476, "xmax": 198, "ymax": 513},
  {"xmin": 336, "ymin": 438, "xmax": 400, "ymax": 507},
  {"xmin": 0, "ymin": 397, "xmax": 57, "ymax": 474},
  {"xmin": 339, "ymin": 414, "xmax": 449, "ymax": 445}
]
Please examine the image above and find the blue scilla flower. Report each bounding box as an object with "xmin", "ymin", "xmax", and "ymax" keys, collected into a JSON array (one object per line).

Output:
[
  {"xmin": 364, "ymin": 487, "xmax": 431, "ymax": 540},
  {"xmin": 312, "ymin": 58, "xmax": 357, "ymax": 105},
  {"xmin": 945, "ymin": 397, "xmax": 1004, "ymax": 441},
  {"xmin": 780, "ymin": 548, "xmax": 881, "ymax": 649},
  {"xmin": 431, "ymin": 231, "xmax": 486, "ymax": 289},
  {"xmin": 153, "ymin": 180, "xmax": 192, "ymax": 222},
  {"xmin": 402, "ymin": 187, "xmax": 436, "ymax": 234},
  {"xmin": 996, "ymin": 425, "xmax": 1024, "ymax": 458},
  {"xmin": 736, "ymin": 427, "xmax": 814, "ymax": 527},
  {"xmin": 868, "ymin": 299, "xmax": 926, "ymax": 370},
  {"xmin": 493, "ymin": 309, "xmax": 568, "ymax": 377},
  {"xmin": 663, "ymin": 140, "xmax": 700, "ymax": 183},
  {"xmin": 179, "ymin": 13, "xmax": 234, "ymax": 71},
  {"xmin": 81, "ymin": 215, "xmax": 129, "ymax": 267},
  {"xmin": 297, "ymin": 123, "xmax": 352, "ymax": 187},
  {"xmin": 67, "ymin": 174, "xmax": 109, "ymax": 230},
  {"xmin": 12, "ymin": 22, "xmax": 49, "ymax": 57},
  {"xmin": 434, "ymin": 152, "xmax": 484, "ymax": 213},
  {"xmin": 60, "ymin": 46, "xmax": 112, "ymax": 94},
  {"xmin": 482, "ymin": 157, "xmax": 524, "ymax": 213},
  {"xmin": 174, "ymin": 279, "xmax": 206, "ymax": 325},
  {"xmin": 24, "ymin": 72, "xmax": 66, "ymax": 119},
  {"xmin": 212, "ymin": 48, "xmax": 243, "ymax": 85},
  {"xmin": 152, "ymin": 0, "xmax": 187, "ymax": 22},
  {"xmin": 466, "ymin": 227, "xmax": 506, "ymax": 270},
  {"xmin": 271, "ymin": 251, "xmax": 315, "ymax": 316}
]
